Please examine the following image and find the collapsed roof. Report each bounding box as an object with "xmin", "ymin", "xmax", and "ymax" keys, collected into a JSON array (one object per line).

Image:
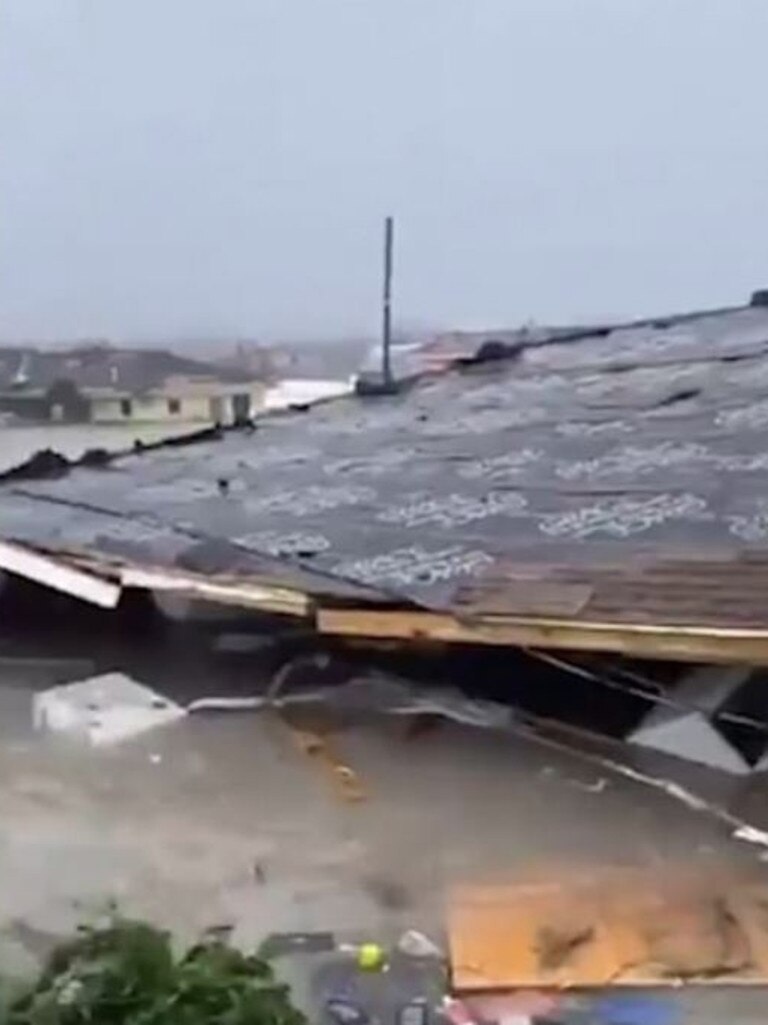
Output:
[{"xmin": 3, "ymin": 300, "xmax": 768, "ymax": 661}]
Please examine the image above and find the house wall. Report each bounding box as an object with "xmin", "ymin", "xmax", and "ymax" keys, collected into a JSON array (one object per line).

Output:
[
  {"xmin": 46, "ymin": 380, "xmax": 92, "ymax": 422},
  {"xmin": 0, "ymin": 381, "xmax": 92, "ymax": 423},
  {"xmin": 0, "ymin": 394, "xmax": 50, "ymax": 421},
  {"xmin": 90, "ymin": 382, "xmax": 265, "ymax": 425}
]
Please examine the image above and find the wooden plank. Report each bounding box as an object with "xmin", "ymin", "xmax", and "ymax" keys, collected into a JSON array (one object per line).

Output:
[
  {"xmin": 317, "ymin": 608, "xmax": 768, "ymax": 664},
  {"xmin": 452, "ymin": 580, "xmax": 593, "ymax": 617},
  {"xmin": 120, "ymin": 566, "xmax": 310, "ymax": 617}
]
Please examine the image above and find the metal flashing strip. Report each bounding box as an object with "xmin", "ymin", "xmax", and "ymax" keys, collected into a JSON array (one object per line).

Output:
[
  {"xmin": 0, "ymin": 541, "xmax": 310, "ymax": 617},
  {"xmin": 0, "ymin": 540, "xmax": 121, "ymax": 609}
]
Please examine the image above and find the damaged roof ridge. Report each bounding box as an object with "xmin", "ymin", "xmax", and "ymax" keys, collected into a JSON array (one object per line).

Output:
[
  {"xmin": 3, "ymin": 484, "xmax": 415, "ymax": 609},
  {"xmin": 450, "ymin": 301, "xmax": 750, "ymax": 368},
  {"xmin": 3, "ymin": 336, "xmax": 756, "ymax": 483},
  {"xmin": 0, "ymin": 303, "xmax": 756, "ymax": 485},
  {"xmin": 6, "ymin": 298, "xmax": 768, "ymax": 653},
  {"xmin": 0, "ymin": 390, "xmax": 366, "ymax": 484}
]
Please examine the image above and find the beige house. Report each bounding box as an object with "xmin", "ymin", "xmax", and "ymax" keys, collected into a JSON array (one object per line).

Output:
[
  {"xmin": 0, "ymin": 346, "xmax": 267, "ymax": 425},
  {"xmin": 90, "ymin": 375, "xmax": 266, "ymax": 425}
]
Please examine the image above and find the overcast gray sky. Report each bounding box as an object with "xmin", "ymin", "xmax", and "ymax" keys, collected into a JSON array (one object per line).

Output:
[{"xmin": 1, "ymin": 1, "xmax": 767, "ymax": 341}]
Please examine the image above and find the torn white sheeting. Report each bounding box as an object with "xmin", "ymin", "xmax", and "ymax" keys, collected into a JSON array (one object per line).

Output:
[
  {"xmin": 33, "ymin": 673, "xmax": 186, "ymax": 746},
  {"xmin": 733, "ymin": 824, "xmax": 768, "ymax": 848},
  {"xmin": 629, "ymin": 665, "xmax": 754, "ymax": 774},
  {"xmin": 512, "ymin": 712, "xmax": 768, "ymax": 853},
  {"xmin": 0, "ymin": 541, "xmax": 121, "ymax": 608},
  {"xmin": 303, "ymin": 675, "xmax": 514, "ymax": 729},
  {"xmin": 187, "ymin": 696, "xmax": 267, "ymax": 712},
  {"xmin": 187, "ymin": 675, "xmax": 513, "ymax": 726}
]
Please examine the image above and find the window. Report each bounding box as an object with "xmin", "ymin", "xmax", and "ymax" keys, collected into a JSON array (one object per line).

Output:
[
  {"xmin": 120, "ymin": 399, "xmax": 133, "ymax": 417},
  {"xmin": 167, "ymin": 398, "xmax": 181, "ymax": 415}
]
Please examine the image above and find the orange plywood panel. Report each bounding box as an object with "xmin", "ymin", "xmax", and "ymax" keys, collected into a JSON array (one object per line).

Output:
[{"xmin": 449, "ymin": 868, "xmax": 768, "ymax": 990}]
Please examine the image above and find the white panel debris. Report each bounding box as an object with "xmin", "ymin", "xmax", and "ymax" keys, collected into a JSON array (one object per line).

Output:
[
  {"xmin": 629, "ymin": 665, "xmax": 753, "ymax": 774},
  {"xmin": 0, "ymin": 540, "xmax": 121, "ymax": 608},
  {"xmin": 33, "ymin": 673, "xmax": 186, "ymax": 746},
  {"xmin": 632, "ymin": 713, "xmax": 751, "ymax": 776}
]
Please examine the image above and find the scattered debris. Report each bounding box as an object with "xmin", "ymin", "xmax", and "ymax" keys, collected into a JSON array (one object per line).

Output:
[
  {"xmin": 32, "ymin": 672, "xmax": 186, "ymax": 746},
  {"xmin": 538, "ymin": 766, "xmax": 608, "ymax": 793},
  {"xmin": 733, "ymin": 824, "xmax": 768, "ymax": 848},
  {"xmin": 462, "ymin": 991, "xmax": 558, "ymax": 1022},
  {"xmin": 188, "ymin": 696, "xmax": 266, "ymax": 713},
  {"xmin": 509, "ymin": 712, "xmax": 768, "ymax": 853},
  {"xmin": 285, "ymin": 724, "xmax": 366, "ymax": 802},
  {"xmin": 628, "ymin": 665, "xmax": 759, "ymax": 775},
  {"xmin": 260, "ymin": 931, "xmax": 336, "ymax": 957},
  {"xmin": 591, "ymin": 994, "xmax": 681, "ymax": 1025},
  {"xmin": 395, "ymin": 998, "xmax": 431, "ymax": 1025},
  {"xmin": 305, "ymin": 675, "xmax": 513, "ymax": 730},
  {"xmin": 396, "ymin": 930, "xmax": 444, "ymax": 960},
  {"xmin": 571, "ymin": 777, "xmax": 608, "ymax": 794},
  {"xmin": 326, "ymin": 996, "xmax": 371, "ymax": 1025},
  {"xmin": 201, "ymin": 923, "xmax": 235, "ymax": 941},
  {"xmin": 441, "ymin": 996, "xmax": 475, "ymax": 1025},
  {"xmin": 266, "ymin": 653, "xmax": 332, "ymax": 704},
  {"xmin": 356, "ymin": 943, "xmax": 387, "ymax": 972}
]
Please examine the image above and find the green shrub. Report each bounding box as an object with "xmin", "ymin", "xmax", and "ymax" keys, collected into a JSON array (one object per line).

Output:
[{"xmin": 6, "ymin": 918, "xmax": 307, "ymax": 1025}]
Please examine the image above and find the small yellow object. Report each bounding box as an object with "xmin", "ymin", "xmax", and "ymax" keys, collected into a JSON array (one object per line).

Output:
[{"xmin": 357, "ymin": 943, "xmax": 385, "ymax": 971}]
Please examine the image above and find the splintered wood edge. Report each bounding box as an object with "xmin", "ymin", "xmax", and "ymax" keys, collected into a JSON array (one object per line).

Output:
[{"xmin": 316, "ymin": 607, "xmax": 768, "ymax": 664}]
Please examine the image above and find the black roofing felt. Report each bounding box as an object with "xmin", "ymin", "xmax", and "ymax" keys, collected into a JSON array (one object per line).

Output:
[{"xmin": 4, "ymin": 304, "xmax": 768, "ymax": 618}]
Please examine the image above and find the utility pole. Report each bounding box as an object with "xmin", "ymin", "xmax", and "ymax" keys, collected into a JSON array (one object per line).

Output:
[{"xmin": 382, "ymin": 215, "xmax": 394, "ymax": 385}]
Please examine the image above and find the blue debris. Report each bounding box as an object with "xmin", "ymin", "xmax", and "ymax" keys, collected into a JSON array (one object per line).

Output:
[{"xmin": 593, "ymin": 994, "xmax": 680, "ymax": 1025}]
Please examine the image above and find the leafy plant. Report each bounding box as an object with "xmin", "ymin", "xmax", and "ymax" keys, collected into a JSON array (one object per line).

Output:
[{"xmin": 6, "ymin": 918, "xmax": 307, "ymax": 1025}]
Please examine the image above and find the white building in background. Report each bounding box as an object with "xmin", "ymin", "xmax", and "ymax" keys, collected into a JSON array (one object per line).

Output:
[
  {"xmin": 263, "ymin": 377, "xmax": 353, "ymax": 411},
  {"xmin": 90, "ymin": 375, "xmax": 265, "ymax": 425},
  {"xmin": 0, "ymin": 345, "xmax": 266, "ymax": 425}
]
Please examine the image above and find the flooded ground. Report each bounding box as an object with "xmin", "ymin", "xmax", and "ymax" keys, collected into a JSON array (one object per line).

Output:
[
  {"xmin": 0, "ymin": 616, "xmax": 763, "ymax": 1022},
  {"xmin": 0, "ymin": 447, "xmax": 767, "ymax": 1020},
  {"xmin": 0, "ymin": 423, "xmax": 201, "ymax": 473}
]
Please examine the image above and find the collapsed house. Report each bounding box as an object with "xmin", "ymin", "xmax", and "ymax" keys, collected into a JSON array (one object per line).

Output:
[{"xmin": 3, "ymin": 296, "xmax": 768, "ymax": 775}]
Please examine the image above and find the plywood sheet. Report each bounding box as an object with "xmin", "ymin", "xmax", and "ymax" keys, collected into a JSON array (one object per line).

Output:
[{"xmin": 449, "ymin": 867, "xmax": 768, "ymax": 990}]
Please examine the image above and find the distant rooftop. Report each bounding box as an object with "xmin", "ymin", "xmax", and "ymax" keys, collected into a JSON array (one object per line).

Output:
[{"xmin": 0, "ymin": 345, "xmax": 259, "ymax": 396}]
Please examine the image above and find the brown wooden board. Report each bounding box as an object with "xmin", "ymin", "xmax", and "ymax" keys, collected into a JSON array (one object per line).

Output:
[{"xmin": 449, "ymin": 866, "xmax": 768, "ymax": 990}]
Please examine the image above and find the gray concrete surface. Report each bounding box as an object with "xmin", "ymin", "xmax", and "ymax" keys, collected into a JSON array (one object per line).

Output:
[{"xmin": 0, "ymin": 653, "xmax": 764, "ymax": 1021}]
